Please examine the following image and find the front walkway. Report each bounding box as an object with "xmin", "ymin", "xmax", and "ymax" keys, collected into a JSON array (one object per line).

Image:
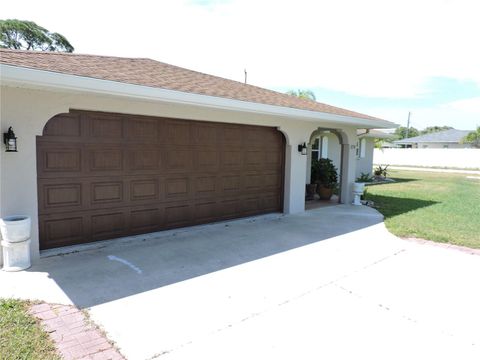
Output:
[{"xmin": 1, "ymin": 205, "xmax": 479, "ymax": 359}]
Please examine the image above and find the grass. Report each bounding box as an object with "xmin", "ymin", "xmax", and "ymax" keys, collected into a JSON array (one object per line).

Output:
[
  {"xmin": 365, "ymin": 170, "xmax": 480, "ymax": 248},
  {"xmin": 0, "ymin": 299, "xmax": 60, "ymax": 360}
]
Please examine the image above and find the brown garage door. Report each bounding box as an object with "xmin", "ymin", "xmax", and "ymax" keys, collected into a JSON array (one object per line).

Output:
[{"xmin": 37, "ymin": 110, "xmax": 285, "ymax": 249}]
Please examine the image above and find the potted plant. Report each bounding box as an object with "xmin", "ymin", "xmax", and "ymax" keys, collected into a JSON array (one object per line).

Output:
[
  {"xmin": 373, "ymin": 165, "xmax": 389, "ymax": 180},
  {"xmin": 305, "ymin": 183, "xmax": 317, "ymax": 200},
  {"xmin": 311, "ymin": 158, "xmax": 338, "ymax": 200}
]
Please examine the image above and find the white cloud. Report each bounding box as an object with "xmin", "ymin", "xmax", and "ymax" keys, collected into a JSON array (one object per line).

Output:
[{"xmin": 448, "ymin": 97, "xmax": 480, "ymax": 114}]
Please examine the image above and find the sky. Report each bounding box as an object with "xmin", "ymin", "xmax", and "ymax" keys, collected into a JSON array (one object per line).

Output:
[{"xmin": 2, "ymin": 0, "xmax": 479, "ymax": 130}]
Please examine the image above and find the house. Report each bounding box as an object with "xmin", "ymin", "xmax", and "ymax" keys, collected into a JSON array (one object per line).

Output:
[
  {"xmin": 0, "ymin": 49, "xmax": 396, "ymax": 264},
  {"xmin": 394, "ymin": 129, "xmax": 473, "ymax": 148},
  {"xmin": 355, "ymin": 129, "xmax": 394, "ymax": 178}
]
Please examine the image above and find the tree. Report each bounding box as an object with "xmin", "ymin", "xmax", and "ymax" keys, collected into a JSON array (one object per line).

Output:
[
  {"xmin": 462, "ymin": 126, "xmax": 480, "ymax": 148},
  {"xmin": 0, "ymin": 19, "xmax": 74, "ymax": 52},
  {"xmin": 420, "ymin": 126, "xmax": 453, "ymax": 135},
  {"xmin": 286, "ymin": 89, "xmax": 316, "ymax": 101},
  {"xmin": 394, "ymin": 126, "xmax": 419, "ymax": 140}
]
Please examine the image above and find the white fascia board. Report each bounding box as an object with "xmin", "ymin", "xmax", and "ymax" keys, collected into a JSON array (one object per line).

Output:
[{"xmin": 1, "ymin": 64, "xmax": 397, "ymax": 128}]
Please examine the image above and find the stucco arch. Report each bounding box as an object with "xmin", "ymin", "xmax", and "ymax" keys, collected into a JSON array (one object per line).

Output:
[{"xmin": 306, "ymin": 127, "xmax": 352, "ymax": 204}]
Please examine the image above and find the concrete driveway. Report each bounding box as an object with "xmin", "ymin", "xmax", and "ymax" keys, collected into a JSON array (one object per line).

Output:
[{"xmin": 1, "ymin": 205, "xmax": 479, "ymax": 359}]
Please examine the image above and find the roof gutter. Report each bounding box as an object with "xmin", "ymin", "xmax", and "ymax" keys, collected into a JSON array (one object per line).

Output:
[{"xmin": 0, "ymin": 64, "xmax": 397, "ymax": 128}]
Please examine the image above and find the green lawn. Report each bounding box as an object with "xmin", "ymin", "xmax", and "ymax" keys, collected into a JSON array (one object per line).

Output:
[
  {"xmin": 365, "ymin": 170, "xmax": 480, "ymax": 249},
  {"xmin": 0, "ymin": 299, "xmax": 60, "ymax": 360}
]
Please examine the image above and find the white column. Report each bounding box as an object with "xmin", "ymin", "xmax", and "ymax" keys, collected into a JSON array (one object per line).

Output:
[{"xmin": 283, "ymin": 144, "xmax": 308, "ymax": 214}]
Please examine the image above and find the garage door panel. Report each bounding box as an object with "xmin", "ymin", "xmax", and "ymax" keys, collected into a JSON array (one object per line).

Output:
[
  {"xmin": 245, "ymin": 150, "xmax": 266, "ymax": 169},
  {"xmin": 194, "ymin": 149, "xmax": 219, "ymax": 171},
  {"xmin": 88, "ymin": 148, "xmax": 124, "ymax": 172},
  {"xmin": 38, "ymin": 111, "xmax": 284, "ymax": 249},
  {"xmin": 262, "ymin": 193, "xmax": 282, "ymax": 211},
  {"xmin": 244, "ymin": 173, "xmax": 264, "ymax": 191},
  {"xmin": 243, "ymin": 197, "xmax": 262, "ymax": 214},
  {"xmin": 40, "ymin": 215, "xmax": 86, "ymax": 249},
  {"xmin": 91, "ymin": 211, "xmax": 126, "ymax": 240},
  {"xmin": 220, "ymin": 150, "xmax": 243, "ymax": 170},
  {"xmin": 194, "ymin": 176, "xmax": 218, "ymax": 197},
  {"xmin": 39, "ymin": 182, "xmax": 83, "ymax": 212},
  {"xmin": 220, "ymin": 126, "xmax": 243, "ymax": 146},
  {"xmin": 165, "ymin": 121, "xmax": 191, "ymax": 145},
  {"xmin": 89, "ymin": 114, "xmax": 123, "ymax": 139},
  {"xmin": 130, "ymin": 207, "xmax": 161, "ymax": 232},
  {"xmin": 90, "ymin": 181, "xmax": 124, "ymax": 205},
  {"xmin": 264, "ymin": 172, "xmax": 282, "ymax": 190},
  {"xmin": 38, "ymin": 145, "xmax": 82, "ymax": 175},
  {"xmin": 245, "ymin": 128, "xmax": 265, "ymax": 145},
  {"xmin": 125, "ymin": 117, "xmax": 159, "ymax": 141},
  {"xmin": 266, "ymin": 151, "xmax": 283, "ymax": 168},
  {"xmin": 130, "ymin": 179, "xmax": 159, "ymax": 201},
  {"xmin": 164, "ymin": 203, "xmax": 191, "ymax": 227},
  {"xmin": 218, "ymin": 198, "xmax": 243, "ymax": 218},
  {"xmin": 220, "ymin": 175, "xmax": 241, "ymax": 194},
  {"xmin": 43, "ymin": 113, "xmax": 82, "ymax": 137},
  {"xmin": 194, "ymin": 201, "xmax": 218, "ymax": 222},
  {"xmin": 193, "ymin": 124, "xmax": 218, "ymax": 145},
  {"xmin": 127, "ymin": 148, "xmax": 161, "ymax": 172},
  {"xmin": 165, "ymin": 149, "xmax": 192, "ymax": 172}
]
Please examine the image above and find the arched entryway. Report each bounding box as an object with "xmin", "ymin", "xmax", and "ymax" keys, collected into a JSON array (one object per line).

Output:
[{"xmin": 305, "ymin": 128, "xmax": 350, "ymax": 207}]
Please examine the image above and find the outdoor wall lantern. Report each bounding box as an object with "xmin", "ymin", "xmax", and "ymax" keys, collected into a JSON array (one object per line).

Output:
[
  {"xmin": 298, "ymin": 143, "xmax": 307, "ymax": 155},
  {"xmin": 3, "ymin": 127, "xmax": 18, "ymax": 152}
]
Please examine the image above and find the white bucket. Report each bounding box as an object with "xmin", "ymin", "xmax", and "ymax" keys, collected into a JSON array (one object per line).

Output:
[
  {"xmin": 0, "ymin": 216, "xmax": 31, "ymax": 243},
  {"xmin": 1, "ymin": 239, "xmax": 31, "ymax": 271}
]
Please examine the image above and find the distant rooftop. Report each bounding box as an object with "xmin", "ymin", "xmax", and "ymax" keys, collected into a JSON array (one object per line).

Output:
[{"xmin": 394, "ymin": 129, "xmax": 472, "ymax": 144}]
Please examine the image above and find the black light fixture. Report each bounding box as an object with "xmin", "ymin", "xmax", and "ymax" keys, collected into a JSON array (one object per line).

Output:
[
  {"xmin": 3, "ymin": 127, "xmax": 18, "ymax": 152},
  {"xmin": 298, "ymin": 143, "xmax": 307, "ymax": 155}
]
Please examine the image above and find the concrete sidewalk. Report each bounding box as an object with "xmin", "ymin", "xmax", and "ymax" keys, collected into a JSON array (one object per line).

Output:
[{"xmin": 1, "ymin": 205, "xmax": 479, "ymax": 359}]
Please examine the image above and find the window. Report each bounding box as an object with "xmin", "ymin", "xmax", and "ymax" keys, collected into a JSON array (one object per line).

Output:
[
  {"xmin": 443, "ymin": 145, "xmax": 449, "ymax": 148},
  {"xmin": 321, "ymin": 136, "xmax": 329, "ymax": 158},
  {"xmin": 356, "ymin": 138, "xmax": 366, "ymax": 159},
  {"xmin": 311, "ymin": 138, "xmax": 320, "ymax": 160},
  {"xmin": 360, "ymin": 138, "xmax": 366, "ymax": 158},
  {"xmin": 311, "ymin": 136, "xmax": 329, "ymax": 160}
]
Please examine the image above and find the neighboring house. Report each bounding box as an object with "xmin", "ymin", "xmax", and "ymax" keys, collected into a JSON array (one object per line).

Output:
[
  {"xmin": 394, "ymin": 129, "xmax": 473, "ymax": 148},
  {"xmin": 0, "ymin": 49, "xmax": 395, "ymax": 264},
  {"xmin": 355, "ymin": 129, "xmax": 393, "ymax": 178}
]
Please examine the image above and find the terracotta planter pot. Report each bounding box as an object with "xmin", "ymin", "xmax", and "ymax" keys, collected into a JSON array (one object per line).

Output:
[{"xmin": 317, "ymin": 185, "xmax": 334, "ymax": 200}]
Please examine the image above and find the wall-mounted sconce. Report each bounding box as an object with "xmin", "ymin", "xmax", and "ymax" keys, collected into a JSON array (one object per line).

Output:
[
  {"xmin": 298, "ymin": 143, "xmax": 307, "ymax": 155},
  {"xmin": 3, "ymin": 127, "xmax": 18, "ymax": 152}
]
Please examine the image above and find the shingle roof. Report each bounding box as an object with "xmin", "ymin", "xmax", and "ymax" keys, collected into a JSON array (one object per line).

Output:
[
  {"xmin": 357, "ymin": 129, "xmax": 394, "ymax": 139},
  {"xmin": 0, "ymin": 49, "xmax": 384, "ymax": 122},
  {"xmin": 394, "ymin": 129, "xmax": 472, "ymax": 144}
]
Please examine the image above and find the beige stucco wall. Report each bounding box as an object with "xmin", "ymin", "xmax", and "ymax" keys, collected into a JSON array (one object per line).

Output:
[
  {"xmin": 0, "ymin": 85, "xmax": 359, "ymax": 263},
  {"xmin": 356, "ymin": 137, "xmax": 375, "ymax": 178}
]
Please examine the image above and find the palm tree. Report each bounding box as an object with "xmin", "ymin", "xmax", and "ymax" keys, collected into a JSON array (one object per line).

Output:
[
  {"xmin": 462, "ymin": 126, "xmax": 480, "ymax": 148},
  {"xmin": 286, "ymin": 89, "xmax": 316, "ymax": 101}
]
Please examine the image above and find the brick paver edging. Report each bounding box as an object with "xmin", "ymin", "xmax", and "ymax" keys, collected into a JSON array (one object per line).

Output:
[{"xmin": 29, "ymin": 303, "xmax": 124, "ymax": 360}]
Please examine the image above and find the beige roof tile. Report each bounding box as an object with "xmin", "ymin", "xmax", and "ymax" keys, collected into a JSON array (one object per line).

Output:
[{"xmin": 0, "ymin": 49, "xmax": 384, "ymax": 122}]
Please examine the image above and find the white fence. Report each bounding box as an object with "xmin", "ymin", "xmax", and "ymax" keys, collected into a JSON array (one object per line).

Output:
[{"xmin": 373, "ymin": 148, "xmax": 480, "ymax": 169}]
